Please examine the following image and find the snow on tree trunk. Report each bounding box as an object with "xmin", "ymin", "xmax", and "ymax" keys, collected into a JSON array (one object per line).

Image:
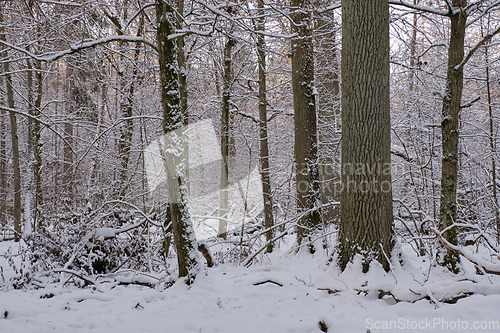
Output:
[
  {"xmin": 155, "ymin": 0, "xmax": 199, "ymax": 280},
  {"xmin": 438, "ymin": 0, "xmax": 467, "ymax": 273}
]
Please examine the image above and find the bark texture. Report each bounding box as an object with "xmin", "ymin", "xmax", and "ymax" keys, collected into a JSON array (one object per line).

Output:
[
  {"xmin": 0, "ymin": 5, "xmax": 22, "ymax": 241},
  {"xmin": 339, "ymin": 0, "xmax": 394, "ymax": 272},
  {"xmin": 218, "ymin": 35, "xmax": 235, "ymax": 238},
  {"xmin": 439, "ymin": 0, "xmax": 467, "ymax": 272},
  {"xmin": 257, "ymin": 0, "xmax": 274, "ymax": 253},
  {"xmin": 27, "ymin": 58, "xmax": 45, "ymax": 230},
  {"xmin": 291, "ymin": 0, "xmax": 322, "ymax": 251},
  {"xmin": 156, "ymin": 0, "xmax": 199, "ymax": 280},
  {"xmin": 0, "ymin": 85, "xmax": 5, "ymax": 227}
]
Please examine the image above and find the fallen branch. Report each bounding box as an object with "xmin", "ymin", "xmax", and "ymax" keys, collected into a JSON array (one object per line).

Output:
[
  {"xmin": 431, "ymin": 227, "xmax": 500, "ymax": 276},
  {"xmin": 198, "ymin": 243, "xmax": 214, "ymax": 267},
  {"xmin": 243, "ymin": 230, "xmax": 288, "ymax": 267},
  {"xmin": 253, "ymin": 280, "xmax": 283, "ymax": 287},
  {"xmin": 53, "ymin": 268, "xmax": 96, "ymax": 286}
]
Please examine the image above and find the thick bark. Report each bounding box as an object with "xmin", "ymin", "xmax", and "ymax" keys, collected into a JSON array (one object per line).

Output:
[
  {"xmin": 291, "ymin": 0, "xmax": 322, "ymax": 251},
  {"xmin": 0, "ymin": 6, "xmax": 22, "ymax": 241},
  {"xmin": 257, "ymin": 0, "xmax": 274, "ymax": 253},
  {"xmin": 339, "ymin": 0, "xmax": 394, "ymax": 272},
  {"xmin": 156, "ymin": 0, "xmax": 199, "ymax": 280},
  {"xmin": 439, "ymin": 0, "xmax": 467, "ymax": 272},
  {"xmin": 218, "ymin": 36, "xmax": 235, "ymax": 238}
]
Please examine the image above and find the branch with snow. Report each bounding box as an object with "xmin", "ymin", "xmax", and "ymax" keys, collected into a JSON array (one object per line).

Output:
[
  {"xmin": 0, "ymin": 104, "xmax": 76, "ymax": 155},
  {"xmin": 456, "ymin": 24, "xmax": 500, "ymax": 70},
  {"xmin": 431, "ymin": 227, "xmax": 500, "ymax": 276},
  {"xmin": 388, "ymin": 0, "xmax": 452, "ymax": 16},
  {"xmin": 0, "ymin": 36, "xmax": 157, "ymax": 63}
]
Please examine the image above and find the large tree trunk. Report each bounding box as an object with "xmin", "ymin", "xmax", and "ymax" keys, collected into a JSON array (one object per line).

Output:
[
  {"xmin": 338, "ymin": 0, "xmax": 394, "ymax": 272},
  {"xmin": 156, "ymin": 0, "xmax": 199, "ymax": 280},
  {"xmin": 438, "ymin": 0, "xmax": 467, "ymax": 272},
  {"xmin": 0, "ymin": 6, "xmax": 22, "ymax": 241},
  {"xmin": 257, "ymin": 0, "xmax": 274, "ymax": 253},
  {"xmin": 291, "ymin": 0, "xmax": 322, "ymax": 252}
]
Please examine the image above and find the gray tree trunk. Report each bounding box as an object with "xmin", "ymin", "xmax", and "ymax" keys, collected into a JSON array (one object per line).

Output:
[
  {"xmin": 0, "ymin": 63, "xmax": 5, "ymax": 227},
  {"xmin": 257, "ymin": 0, "xmax": 274, "ymax": 253},
  {"xmin": 218, "ymin": 35, "xmax": 235, "ymax": 238},
  {"xmin": 176, "ymin": 0, "xmax": 188, "ymax": 124},
  {"xmin": 156, "ymin": 0, "xmax": 199, "ymax": 280},
  {"xmin": 485, "ymin": 40, "xmax": 499, "ymax": 243},
  {"xmin": 291, "ymin": 0, "xmax": 322, "ymax": 252},
  {"xmin": 27, "ymin": 58, "xmax": 45, "ymax": 230},
  {"xmin": 0, "ymin": 6, "xmax": 22, "ymax": 241},
  {"xmin": 438, "ymin": 0, "xmax": 467, "ymax": 272},
  {"xmin": 338, "ymin": 0, "xmax": 394, "ymax": 272}
]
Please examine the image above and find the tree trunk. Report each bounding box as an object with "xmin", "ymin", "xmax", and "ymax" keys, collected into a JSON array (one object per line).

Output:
[
  {"xmin": 27, "ymin": 58, "xmax": 45, "ymax": 230},
  {"xmin": 408, "ymin": 0, "xmax": 419, "ymax": 92},
  {"xmin": 63, "ymin": 116, "xmax": 74, "ymax": 208},
  {"xmin": 439, "ymin": 0, "xmax": 467, "ymax": 273},
  {"xmin": 0, "ymin": 6, "xmax": 22, "ymax": 241},
  {"xmin": 107, "ymin": 7, "xmax": 144, "ymax": 200},
  {"xmin": 257, "ymin": 0, "xmax": 274, "ymax": 253},
  {"xmin": 314, "ymin": 1, "xmax": 340, "ymax": 224},
  {"xmin": 291, "ymin": 0, "xmax": 322, "ymax": 252},
  {"xmin": 156, "ymin": 0, "xmax": 199, "ymax": 280},
  {"xmin": 218, "ymin": 36, "xmax": 235, "ymax": 238},
  {"xmin": 339, "ymin": 0, "xmax": 394, "ymax": 272},
  {"xmin": 176, "ymin": 0, "xmax": 188, "ymax": 124},
  {"xmin": 0, "ymin": 69, "xmax": 6, "ymax": 226},
  {"xmin": 485, "ymin": 43, "xmax": 499, "ymax": 244}
]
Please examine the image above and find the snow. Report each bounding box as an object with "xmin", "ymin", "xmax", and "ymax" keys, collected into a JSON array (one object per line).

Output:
[{"xmin": 1, "ymin": 239, "xmax": 500, "ymax": 333}]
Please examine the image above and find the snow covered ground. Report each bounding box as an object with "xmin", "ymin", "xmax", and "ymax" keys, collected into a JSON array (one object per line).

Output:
[{"xmin": 1, "ymin": 240, "xmax": 500, "ymax": 333}]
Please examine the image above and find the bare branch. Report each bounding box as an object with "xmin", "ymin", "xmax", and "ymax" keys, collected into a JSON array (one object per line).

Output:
[
  {"xmin": 431, "ymin": 227, "xmax": 500, "ymax": 276},
  {"xmin": 388, "ymin": 0, "xmax": 452, "ymax": 16},
  {"xmin": 0, "ymin": 104, "xmax": 76, "ymax": 155},
  {"xmin": 457, "ymin": 24, "xmax": 500, "ymax": 69},
  {"xmin": 0, "ymin": 36, "xmax": 157, "ymax": 63}
]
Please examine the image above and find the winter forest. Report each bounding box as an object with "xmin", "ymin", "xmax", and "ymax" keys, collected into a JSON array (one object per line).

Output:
[{"xmin": 1, "ymin": 0, "xmax": 500, "ymax": 332}]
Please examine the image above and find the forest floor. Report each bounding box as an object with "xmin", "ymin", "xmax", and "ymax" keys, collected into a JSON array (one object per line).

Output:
[{"xmin": 1, "ymin": 239, "xmax": 500, "ymax": 333}]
